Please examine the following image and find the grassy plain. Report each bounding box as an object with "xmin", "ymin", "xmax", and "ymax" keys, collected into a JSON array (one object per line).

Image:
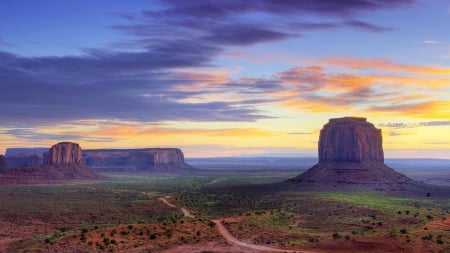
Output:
[{"xmin": 0, "ymin": 169, "xmax": 448, "ymax": 252}]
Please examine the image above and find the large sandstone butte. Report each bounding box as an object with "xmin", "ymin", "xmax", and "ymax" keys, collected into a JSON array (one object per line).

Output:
[
  {"xmin": 288, "ymin": 117, "xmax": 416, "ymax": 191},
  {"xmin": 44, "ymin": 142, "xmax": 83, "ymax": 165},
  {"xmin": 0, "ymin": 142, "xmax": 101, "ymax": 184},
  {"xmin": 83, "ymin": 148, "xmax": 194, "ymax": 172},
  {"xmin": 319, "ymin": 117, "xmax": 384, "ymax": 163}
]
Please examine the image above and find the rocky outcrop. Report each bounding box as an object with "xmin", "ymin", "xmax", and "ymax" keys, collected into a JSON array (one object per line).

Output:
[
  {"xmin": 319, "ymin": 117, "xmax": 384, "ymax": 163},
  {"xmin": 288, "ymin": 117, "xmax": 416, "ymax": 192},
  {"xmin": 0, "ymin": 155, "xmax": 6, "ymax": 168},
  {"xmin": 83, "ymin": 148, "xmax": 194, "ymax": 172},
  {"xmin": 5, "ymin": 148, "xmax": 47, "ymax": 168},
  {"xmin": 5, "ymin": 148, "xmax": 48, "ymax": 157},
  {"xmin": 44, "ymin": 142, "xmax": 83, "ymax": 165},
  {"xmin": 6, "ymin": 154, "xmax": 42, "ymax": 168},
  {"xmin": 0, "ymin": 142, "xmax": 101, "ymax": 184}
]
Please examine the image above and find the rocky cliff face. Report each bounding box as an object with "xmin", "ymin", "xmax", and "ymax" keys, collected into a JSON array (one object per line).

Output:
[
  {"xmin": 44, "ymin": 142, "xmax": 83, "ymax": 165},
  {"xmin": 83, "ymin": 148, "xmax": 193, "ymax": 172},
  {"xmin": 319, "ymin": 117, "xmax": 384, "ymax": 163},
  {"xmin": 6, "ymin": 154, "xmax": 42, "ymax": 168},
  {"xmin": 0, "ymin": 142, "xmax": 101, "ymax": 184},
  {"xmin": 0, "ymin": 155, "xmax": 6, "ymax": 168},
  {"xmin": 5, "ymin": 148, "xmax": 48, "ymax": 157},
  {"xmin": 288, "ymin": 117, "xmax": 415, "ymax": 192},
  {"xmin": 4, "ymin": 148, "xmax": 47, "ymax": 168}
]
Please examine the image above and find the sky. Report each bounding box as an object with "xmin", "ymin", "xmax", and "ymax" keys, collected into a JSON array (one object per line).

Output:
[{"xmin": 0, "ymin": 0, "xmax": 449, "ymax": 158}]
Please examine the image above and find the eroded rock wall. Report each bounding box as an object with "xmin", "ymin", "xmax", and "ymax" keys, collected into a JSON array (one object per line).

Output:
[
  {"xmin": 0, "ymin": 155, "xmax": 6, "ymax": 168},
  {"xmin": 83, "ymin": 148, "xmax": 192, "ymax": 172},
  {"xmin": 318, "ymin": 117, "xmax": 384, "ymax": 163},
  {"xmin": 44, "ymin": 142, "xmax": 83, "ymax": 165}
]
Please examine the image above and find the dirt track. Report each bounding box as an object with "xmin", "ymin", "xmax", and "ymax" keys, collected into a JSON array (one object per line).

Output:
[
  {"xmin": 212, "ymin": 219, "xmax": 314, "ymax": 253},
  {"xmin": 158, "ymin": 196, "xmax": 176, "ymax": 208},
  {"xmin": 158, "ymin": 196, "xmax": 315, "ymax": 252}
]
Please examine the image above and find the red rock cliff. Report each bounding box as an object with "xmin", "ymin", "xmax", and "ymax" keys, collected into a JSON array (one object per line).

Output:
[
  {"xmin": 318, "ymin": 117, "xmax": 384, "ymax": 163},
  {"xmin": 83, "ymin": 148, "xmax": 193, "ymax": 172},
  {"xmin": 288, "ymin": 117, "xmax": 415, "ymax": 191},
  {"xmin": 44, "ymin": 142, "xmax": 83, "ymax": 165}
]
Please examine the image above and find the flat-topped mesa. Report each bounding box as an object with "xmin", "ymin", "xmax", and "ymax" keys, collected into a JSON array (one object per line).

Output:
[
  {"xmin": 319, "ymin": 117, "xmax": 384, "ymax": 163},
  {"xmin": 83, "ymin": 148, "xmax": 194, "ymax": 172},
  {"xmin": 44, "ymin": 142, "xmax": 83, "ymax": 166},
  {"xmin": 0, "ymin": 142, "xmax": 102, "ymax": 184}
]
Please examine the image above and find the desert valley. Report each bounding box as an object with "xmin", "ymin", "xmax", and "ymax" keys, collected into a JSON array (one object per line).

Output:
[
  {"xmin": 1, "ymin": 1, "xmax": 450, "ymax": 252},
  {"xmin": 0, "ymin": 117, "xmax": 448, "ymax": 253}
]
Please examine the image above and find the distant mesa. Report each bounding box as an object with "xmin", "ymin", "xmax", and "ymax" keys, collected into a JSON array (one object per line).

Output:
[
  {"xmin": 83, "ymin": 148, "xmax": 194, "ymax": 172},
  {"xmin": 0, "ymin": 155, "xmax": 6, "ymax": 169},
  {"xmin": 4, "ymin": 148, "xmax": 47, "ymax": 168},
  {"xmin": 287, "ymin": 117, "xmax": 426, "ymax": 193},
  {"xmin": 3, "ymin": 145, "xmax": 194, "ymax": 174},
  {"xmin": 0, "ymin": 142, "xmax": 101, "ymax": 184}
]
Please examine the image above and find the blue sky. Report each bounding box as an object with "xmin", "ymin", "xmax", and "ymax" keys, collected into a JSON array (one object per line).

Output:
[{"xmin": 0, "ymin": 0, "xmax": 449, "ymax": 158}]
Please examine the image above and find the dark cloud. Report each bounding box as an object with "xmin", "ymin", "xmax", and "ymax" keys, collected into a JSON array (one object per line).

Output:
[
  {"xmin": 0, "ymin": 49, "xmax": 270, "ymax": 126},
  {"xmin": 290, "ymin": 22, "xmax": 340, "ymax": 30},
  {"xmin": 114, "ymin": 0, "xmax": 410, "ymax": 49},
  {"xmin": 158, "ymin": 0, "xmax": 414, "ymax": 18},
  {"xmin": 203, "ymin": 24, "xmax": 292, "ymax": 45},
  {"xmin": 290, "ymin": 20, "xmax": 393, "ymax": 33},
  {"xmin": 345, "ymin": 20, "xmax": 394, "ymax": 32}
]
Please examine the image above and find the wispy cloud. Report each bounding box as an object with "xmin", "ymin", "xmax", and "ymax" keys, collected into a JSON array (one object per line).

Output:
[
  {"xmin": 422, "ymin": 141, "xmax": 450, "ymax": 145},
  {"xmin": 380, "ymin": 121, "xmax": 450, "ymax": 128},
  {"xmin": 344, "ymin": 20, "xmax": 394, "ymax": 32},
  {"xmin": 322, "ymin": 58, "xmax": 450, "ymax": 75},
  {"xmin": 421, "ymin": 40, "xmax": 439, "ymax": 44}
]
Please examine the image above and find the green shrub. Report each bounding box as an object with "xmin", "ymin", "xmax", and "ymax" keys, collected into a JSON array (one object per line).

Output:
[{"xmin": 332, "ymin": 232, "xmax": 341, "ymax": 239}]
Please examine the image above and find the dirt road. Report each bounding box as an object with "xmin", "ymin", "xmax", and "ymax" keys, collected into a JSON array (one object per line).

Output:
[
  {"xmin": 158, "ymin": 196, "xmax": 195, "ymax": 219},
  {"xmin": 158, "ymin": 196, "xmax": 315, "ymax": 252},
  {"xmin": 158, "ymin": 196, "xmax": 176, "ymax": 208},
  {"xmin": 212, "ymin": 219, "xmax": 313, "ymax": 253}
]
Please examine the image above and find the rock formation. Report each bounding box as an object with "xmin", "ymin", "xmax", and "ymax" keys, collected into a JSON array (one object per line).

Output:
[
  {"xmin": 83, "ymin": 148, "xmax": 194, "ymax": 172},
  {"xmin": 6, "ymin": 154, "xmax": 42, "ymax": 168},
  {"xmin": 5, "ymin": 148, "xmax": 47, "ymax": 168},
  {"xmin": 44, "ymin": 142, "xmax": 83, "ymax": 165},
  {"xmin": 0, "ymin": 155, "xmax": 6, "ymax": 168},
  {"xmin": 318, "ymin": 117, "xmax": 384, "ymax": 163},
  {"xmin": 0, "ymin": 142, "xmax": 101, "ymax": 184},
  {"xmin": 288, "ymin": 117, "xmax": 416, "ymax": 191},
  {"xmin": 5, "ymin": 148, "xmax": 48, "ymax": 157}
]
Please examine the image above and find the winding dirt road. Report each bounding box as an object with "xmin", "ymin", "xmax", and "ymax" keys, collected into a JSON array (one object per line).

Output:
[
  {"xmin": 158, "ymin": 196, "xmax": 195, "ymax": 218},
  {"xmin": 158, "ymin": 196, "xmax": 176, "ymax": 208},
  {"xmin": 158, "ymin": 196, "xmax": 315, "ymax": 252},
  {"xmin": 212, "ymin": 219, "xmax": 312, "ymax": 253}
]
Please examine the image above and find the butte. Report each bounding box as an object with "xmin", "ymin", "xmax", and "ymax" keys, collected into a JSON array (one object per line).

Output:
[
  {"xmin": 287, "ymin": 117, "xmax": 448, "ymax": 196},
  {"xmin": 0, "ymin": 142, "xmax": 101, "ymax": 184}
]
